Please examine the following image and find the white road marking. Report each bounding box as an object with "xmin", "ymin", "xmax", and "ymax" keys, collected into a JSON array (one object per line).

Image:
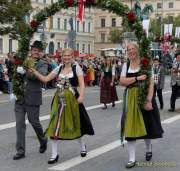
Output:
[
  {"xmin": 0, "ymin": 90, "xmax": 179, "ymax": 171},
  {"xmin": 48, "ymin": 113, "xmax": 180, "ymax": 171},
  {"xmin": 49, "ymin": 140, "xmax": 124, "ymax": 171},
  {"xmin": 0, "ymin": 90, "xmax": 175, "ymax": 131},
  {"xmin": 162, "ymin": 115, "xmax": 180, "ymax": 124},
  {"xmin": 0, "ymin": 100, "xmax": 123, "ymax": 131}
]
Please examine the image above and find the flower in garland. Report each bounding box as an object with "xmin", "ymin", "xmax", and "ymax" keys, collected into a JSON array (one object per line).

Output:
[
  {"xmin": 127, "ymin": 11, "xmax": 136, "ymax": 24},
  {"xmin": 141, "ymin": 56, "xmax": 149, "ymax": 67},
  {"xmin": 65, "ymin": 0, "xmax": 74, "ymax": 6},
  {"xmin": 14, "ymin": 58, "xmax": 23, "ymax": 65},
  {"xmin": 30, "ymin": 20, "xmax": 39, "ymax": 29}
]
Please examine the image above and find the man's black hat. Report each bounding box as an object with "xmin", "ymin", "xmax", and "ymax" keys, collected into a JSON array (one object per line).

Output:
[{"xmin": 31, "ymin": 40, "xmax": 44, "ymax": 51}]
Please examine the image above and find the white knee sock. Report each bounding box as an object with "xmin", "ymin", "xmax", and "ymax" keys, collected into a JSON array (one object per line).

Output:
[
  {"xmin": 51, "ymin": 139, "xmax": 58, "ymax": 158},
  {"xmin": 127, "ymin": 141, "xmax": 136, "ymax": 162},
  {"xmin": 77, "ymin": 138, "xmax": 86, "ymax": 151},
  {"xmin": 144, "ymin": 139, "xmax": 152, "ymax": 152}
]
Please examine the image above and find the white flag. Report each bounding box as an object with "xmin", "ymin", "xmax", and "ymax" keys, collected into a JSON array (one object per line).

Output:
[
  {"xmin": 142, "ymin": 19, "xmax": 150, "ymax": 37},
  {"xmin": 164, "ymin": 24, "xmax": 173, "ymax": 35},
  {"xmin": 175, "ymin": 27, "xmax": 180, "ymax": 38}
]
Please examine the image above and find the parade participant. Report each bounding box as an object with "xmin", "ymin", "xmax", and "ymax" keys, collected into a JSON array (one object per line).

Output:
[
  {"xmin": 168, "ymin": 50, "xmax": 180, "ymax": 112},
  {"xmin": 152, "ymin": 56, "xmax": 165, "ymax": 109},
  {"xmin": 120, "ymin": 43, "xmax": 163, "ymax": 169},
  {"xmin": 13, "ymin": 41, "xmax": 48, "ymax": 160},
  {"xmin": 30, "ymin": 48, "xmax": 94, "ymax": 164},
  {"xmin": 99, "ymin": 56, "xmax": 118, "ymax": 109}
]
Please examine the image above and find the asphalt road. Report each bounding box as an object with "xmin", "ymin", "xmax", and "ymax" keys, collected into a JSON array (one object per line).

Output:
[{"xmin": 0, "ymin": 76, "xmax": 180, "ymax": 171}]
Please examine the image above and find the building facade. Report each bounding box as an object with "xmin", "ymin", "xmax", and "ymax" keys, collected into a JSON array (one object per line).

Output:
[
  {"xmin": 94, "ymin": 9, "xmax": 123, "ymax": 57},
  {"xmin": 94, "ymin": 0, "xmax": 180, "ymax": 57},
  {"xmin": 0, "ymin": 0, "xmax": 95, "ymax": 56}
]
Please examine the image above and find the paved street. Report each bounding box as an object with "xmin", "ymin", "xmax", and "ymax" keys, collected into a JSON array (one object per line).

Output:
[{"xmin": 0, "ymin": 76, "xmax": 180, "ymax": 171}]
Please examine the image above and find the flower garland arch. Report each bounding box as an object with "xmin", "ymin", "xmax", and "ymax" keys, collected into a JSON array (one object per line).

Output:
[{"xmin": 13, "ymin": 0, "xmax": 152, "ymax": 107}]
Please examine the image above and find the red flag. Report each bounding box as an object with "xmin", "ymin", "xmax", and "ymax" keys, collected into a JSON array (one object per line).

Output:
[{"xmin": 78, "ymin": 0, "xmax": 86, "ymax": 22}]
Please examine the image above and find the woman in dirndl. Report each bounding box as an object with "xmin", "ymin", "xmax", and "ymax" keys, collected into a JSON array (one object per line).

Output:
[
  {"xmin": 100, "ymin": 57, "xmax": 118, "ymax": 109},
  {"xmin": 30, "ymin": 48, "xmax": 94, "ymax": 164},
  {"xmin": 120, "ymin": 43, "xmax": 164, "ymax": 169}
]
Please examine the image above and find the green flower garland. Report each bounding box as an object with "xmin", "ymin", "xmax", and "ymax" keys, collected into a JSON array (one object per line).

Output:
[{"xmin": 13, "ymin": 0, "xmax": 151, "ymax": 107}]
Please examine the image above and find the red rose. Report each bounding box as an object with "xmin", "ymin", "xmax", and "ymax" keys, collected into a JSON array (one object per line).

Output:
[
  {"xmin": 14, "ymin": 58, "xmax": 23, "ymax": 65},
  {"xmin": 127, "ymin": 12, "xmax": 136, "ymax": 23},
  {"xmin": 65, "ymin": 0, "xmax": 74, "ymax": 6},
  {"xmin": 141, "ymin": 57, "xmax": 149, "ymax": 66},
  {"xmin": 30, "ymin": 20, "xmax": 39, "ymax": 29}
]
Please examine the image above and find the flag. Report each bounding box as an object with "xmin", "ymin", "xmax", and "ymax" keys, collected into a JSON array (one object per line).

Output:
[
  {"xmin": 142, "ymin": 19, "xmax": 150, "ymax": 37},
  {"xmin": 175, "ymin": 27, "xmax": 180, "ymax": 38},
  {"xmin": 78, "ymin": 0, "xmax": 86, "ymax": 22}
]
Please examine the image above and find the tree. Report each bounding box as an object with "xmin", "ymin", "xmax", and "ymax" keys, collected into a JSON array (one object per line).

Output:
[
  {"xmin": 108, "ymin": 28, "xmax": 123, "ymax": 43},
  {"xmin": 150, "ymin": 15, "xmax": 180, "ymax": 42},
  {"xmin": 0, "ymin": 0, "xmax": 32, "ymax": 37}
]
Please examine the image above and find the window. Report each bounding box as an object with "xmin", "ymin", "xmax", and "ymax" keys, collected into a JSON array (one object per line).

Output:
[
  {"xmin": 43, "ymin": 0, "xmax": 46, "ymax": 3},
  {"xmin": 77, "ymin": 43, "xmax": 79, "ymax": 51},
  {"xmin": 83, "ymin": 21, "xmax": 85, "ymax": 32},
  {"xmin": 82, "ymin": 44, "xmax": 85, "ymax": 53},
  {"xmin": 64, "ymin": 42, "xmax": 67, "ymax": 48},
  {"xmin": 57, "ymin": 18, "xmax": 60, "ymax": 29},
  {"xmin": 51, "ymin": 0, "xmax": 53, "ymax": 4},
  {"xmin": 101, "ymin": 18, "xmax": 105, "ymax": 28},
  {"xmin": 36, "ymin": 0, "xmax": 38, "ymax": 2},
  {"xmin": 77, "ymin": 21, "xmax": 80, "ymax": 32},
  {"xmin": 168, "ymin": 16, "xmax": 173, "ymax": 23},
  {"xmin": 88, "ymin": 22, "xmax": 91, "ymax": 33},
  {"xmin": 88, "ymin": 44, "xmax": 91, "ymax": 54},
  {"xmin": 0, "ymin": 38, "xmax": 3, "ymax": 54},
  {"xmin": 101, "ymin": 33, "xmax": 105, "ymax": 42},
  {"xmin": 9, "ymin": 39, "xmax": 13, "ymax": 53},
  {"xmin": 64, "ymin": 19, "xmax": 67, "ymax": 30},
  {"xmin": 112, "ymin": 18, "xmax": 116, "ymax": 27},
  {"xmin": 169, "ymin": 2, "xmax": 173, "ymax": 8},
  {"xmin": 157, "ymin": 3, "xmax": 162, "ymax": 9},
  {"xmin": 57, "ymin": 42, "xmax": 61, "ymax": 49}
]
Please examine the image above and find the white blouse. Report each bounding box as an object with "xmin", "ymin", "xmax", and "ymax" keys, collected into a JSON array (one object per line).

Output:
[
  {"xmin": 121, "ymin": 63, "xmax": 140, "ymax": 77},
  {"xmin": 52, "ymin": 63, "xmax": 83, "ymax": 79}
]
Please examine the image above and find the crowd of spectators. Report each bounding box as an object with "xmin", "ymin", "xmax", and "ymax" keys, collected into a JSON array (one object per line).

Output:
[{"xmin": 0, "ymin": 52, "xmax": 124, "ymax": 94}]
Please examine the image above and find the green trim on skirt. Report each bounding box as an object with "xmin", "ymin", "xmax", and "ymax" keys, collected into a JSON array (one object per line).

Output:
[
  {"xmin": 124, "ymin": 87, "xmax": 147, "ymax": 138},
  {"xmin": 46, "ymin": 89, "xmax": 81, "ymax": 139}
]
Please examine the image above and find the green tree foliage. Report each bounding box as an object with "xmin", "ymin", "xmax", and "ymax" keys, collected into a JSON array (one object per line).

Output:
[
  {"xmin": 0, "ymin": 0, "xmax": 32, "ymax": 37},
  {"xmin": 108, "ymin": 28, "xmax": 123, "ymax": 43}
]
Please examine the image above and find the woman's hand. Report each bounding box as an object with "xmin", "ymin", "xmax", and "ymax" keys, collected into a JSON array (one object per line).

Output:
[
  {"xmin": 144, "ymin": 101, "xmax": 153, "ymax": 111},
  {"xmin": 137, "ymin": 75, "xmax": 147, "ymax": 81},
  {"xmin": 77, "ymin": 96, "xmax": 84, "ymax": 104},
  {"xmin": 110, "ymin": 82, "xmax": 113, "ymax": 86}
]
